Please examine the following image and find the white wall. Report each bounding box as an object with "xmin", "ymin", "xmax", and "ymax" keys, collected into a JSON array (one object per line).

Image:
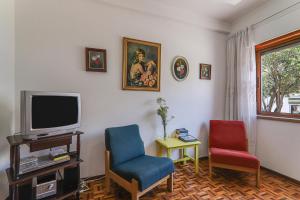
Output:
[
  {"xmin": 13, "ymin": 0, "xmax": 226, "ymax": 186},
  {"xmin": 97, "ymin": 0, "xmax": 231, "ymax": 33},
  {"xmin": 0, "ymin": 0, "xmax": 15, "ymax": 198},
  {"xmin": 232, "ymin": 0, "xmax": 300, "ymax": 181}
]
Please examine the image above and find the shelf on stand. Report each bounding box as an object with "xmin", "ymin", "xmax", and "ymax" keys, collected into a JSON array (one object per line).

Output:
[
  {"xmin": 6, "ymin": 156, "xmax": 83, "ymax": 186},
  {"xmin": 7, "ymin": 131, "xmax": 83, "ymax": 147}
]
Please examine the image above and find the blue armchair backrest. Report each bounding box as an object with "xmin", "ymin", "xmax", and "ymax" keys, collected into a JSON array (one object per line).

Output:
[{"xmin": 105, "ymin": 124, "xmax": 145, "ymax": 168}]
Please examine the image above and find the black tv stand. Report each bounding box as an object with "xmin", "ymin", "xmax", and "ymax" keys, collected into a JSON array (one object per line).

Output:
[{"xmin": 6, "ymin": 131, "xmax": 83, "ymax": 200}]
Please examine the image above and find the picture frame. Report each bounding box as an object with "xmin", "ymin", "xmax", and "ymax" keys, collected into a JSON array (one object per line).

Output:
[
  {"xmin": 200, "ymin": 63, "xmax": 211, "ymax": 80},
  {"xmin": 122, "ymin": 37, "xmax": 161, "ymax": 92},
  {"xmin": 291, "ymin": 105, "xmax": 300, "ymax": 114},
  {"xmin": 86, "ymin": 48, "xmax": 107, "ymax": 72},
  {"xmin": 171, "ymin": 56, "xmax": 189, "ymax": 81}
]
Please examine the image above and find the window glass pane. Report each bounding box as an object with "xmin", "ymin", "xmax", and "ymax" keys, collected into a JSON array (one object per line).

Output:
[{"xmin": 261, "ymin": 43, "xmax": 300, "ymax": 114}]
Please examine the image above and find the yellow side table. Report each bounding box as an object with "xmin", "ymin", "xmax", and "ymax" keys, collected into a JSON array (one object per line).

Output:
[{"xmin": 155, "ymin": 138, "xmax": 201, "ymax": 174}]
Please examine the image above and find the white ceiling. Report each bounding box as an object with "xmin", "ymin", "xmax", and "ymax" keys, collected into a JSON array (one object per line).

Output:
[{"xmin": 152, "ymin": 0, "xmax": 269, "ymax": 23}]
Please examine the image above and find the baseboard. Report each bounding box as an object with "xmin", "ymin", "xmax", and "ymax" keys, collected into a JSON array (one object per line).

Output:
[
  {"xmin": 261, "ymin": 166, "xmax": 300, "ymax": 185},
  {"xmin": 81, "ymin": 157, "xmax": 208, "ymax": 181},
  {"xmin": 199, "ymin": 156, "xmax": 208, "ymax": 160},
  {"xmin": 81, "ymin": 174, "xmax": 105, "ymax": 181}
]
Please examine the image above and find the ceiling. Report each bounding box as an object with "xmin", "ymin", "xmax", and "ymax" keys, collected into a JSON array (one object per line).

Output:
[{"xmin": 152, "ymin": 0, "xmax": 269, "ymax": 23}]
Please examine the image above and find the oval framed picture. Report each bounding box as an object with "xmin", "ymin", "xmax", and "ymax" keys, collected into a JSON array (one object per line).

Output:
[{"xmin": 171, "ymin": 56, "xmax": 189, "ymax": 81}]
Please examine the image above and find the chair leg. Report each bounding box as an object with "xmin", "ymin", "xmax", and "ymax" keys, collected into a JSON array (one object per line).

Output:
[
  {"xmin": 167, "ymin": 173, "xmax": 173, "ymax": 192},
  {"xmin": 131, "ymin": 179, "xmax": 139, "ymax": 200},
  {"xmin": 208, "ymin": 154, "xmax": 212, "ymax": 178},
  {"xmin": 105, "ymin": 151, "xmax": 111, "ymax": 194},
  {"xmin": 256, "ymin": 167, "xmax": 261, "ymax": 188},
  {"xmin": 105, "ymin": 175, "xmax": 111, "ymax": 193},
  {"xmin": 208, "ymin": 159, "xmax": 212, "ymax": 178},
  {"xmin": 209, "ymin": 165, "xmax": 212, "ymax": 178}
]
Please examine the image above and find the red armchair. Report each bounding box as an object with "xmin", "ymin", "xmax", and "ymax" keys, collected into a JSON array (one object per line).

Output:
[{"xmin": 209, "ymin": 120, "xmax": 260, "ymax": 187}]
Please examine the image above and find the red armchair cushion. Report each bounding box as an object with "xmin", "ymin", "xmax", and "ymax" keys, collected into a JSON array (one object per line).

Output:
[
  {"xmin": 210, "ymin": 120, "xmax": 247, "ymax": 151},
  {"xmin": 210, "ymin": 148, "xmax": 259, "ymax": 169}
]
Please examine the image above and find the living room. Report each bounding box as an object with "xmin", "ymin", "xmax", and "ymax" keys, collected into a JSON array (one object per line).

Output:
[{"xmin": 1, "ymin": 0, "xmax": 300, "ymax": 199}]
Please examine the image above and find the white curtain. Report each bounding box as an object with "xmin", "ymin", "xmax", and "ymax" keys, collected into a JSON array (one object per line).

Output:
[{"xmin": 225, "ymin": 28, "xmax": 257, "ymax": 155}]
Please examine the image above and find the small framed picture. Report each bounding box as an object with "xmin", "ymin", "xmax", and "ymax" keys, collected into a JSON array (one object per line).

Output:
[
  {"xmin": 86, "ymin": 48, "xmax": 107, "ymax": 72},
  {"xmin": 172, "ymin": 56, "xmax": 189, "ymax": 81},
  {"xmin": 291, "ymin": 105, "xmax": 300, "ymax": 114},
  {"xmin": 200, "ymin": 64, "xmax": 211, "ymax": 80}
]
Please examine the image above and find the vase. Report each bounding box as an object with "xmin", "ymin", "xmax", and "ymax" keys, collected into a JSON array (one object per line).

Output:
[{"xmin": 163, "ymin": 125, "xmax": 167, "ymax": 140}]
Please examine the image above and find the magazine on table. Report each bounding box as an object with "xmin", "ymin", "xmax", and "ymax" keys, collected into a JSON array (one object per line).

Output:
[
  {"xmin": 176, "ymin": 128, "xmax": 199, "ymax": 142},
  {"xmin": 179, "ymin": 135, "xmax": 198, "ymax": 142}
]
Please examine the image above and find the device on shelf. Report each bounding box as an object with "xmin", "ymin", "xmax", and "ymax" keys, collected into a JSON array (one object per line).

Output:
[
  {"xmin": 34, "ymin": 173, "xmax": 57, "ymax": 199},
  {"xmin": 19, "ymin": 154, "xmax": 71, "ymax": 175}
]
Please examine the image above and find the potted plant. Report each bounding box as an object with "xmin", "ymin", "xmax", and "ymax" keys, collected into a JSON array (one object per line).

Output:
[{"xmin": 156, "ymin": 98, "xmax": 174, "ymax": 140}]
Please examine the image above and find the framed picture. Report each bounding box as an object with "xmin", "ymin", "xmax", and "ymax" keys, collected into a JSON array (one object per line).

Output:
[
  {"xmin": 122, "ymin": 37, "xmax": 161, "ymax": 91},
  {"xmin": 171, "ymin": 56, "xmax": 189, "ymax": 81},
  {"xmin": 291, "ymin": 105, "xmax": 300, "ymax": 114},
  {"xmin": 86, "ymin": 48, "xmax": 107, "ymax": 72},
  {"xmin": 200, "ymin": 63, "xmax": 211, "ymax": 80}
]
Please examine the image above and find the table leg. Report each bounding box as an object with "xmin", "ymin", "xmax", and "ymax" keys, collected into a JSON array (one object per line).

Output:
[
  {"xmin": 75, "ymin": 191, "xmax": 80, "ymax": 200},
  {"xmin": 194, "ymin": 145, "xmax": 199, "ymax": 174},
  {"xmin": 183, "ymin": 148, "xmax": 187, "ymax": 165},
  {"xmin": 167, "ymin": 148, "xmax": 171, "ymax": 159},
  {"xmin": 179, "ymin": 148, "xmax": 182, "ymax": 159},
  {"xmin": 179, "ymin": 148, "xmax": 184, "ymax": 164},
  {"xmin": 157, "ymin": 144, "xmax": 163, "ymax": 157},
  {"xmin": 9, "ymin": 185, "xmax": 14, "ymax": 200}
]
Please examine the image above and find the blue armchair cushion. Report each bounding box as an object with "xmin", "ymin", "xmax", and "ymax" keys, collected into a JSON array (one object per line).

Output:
[
  {"xmin": 113, "ymin": 155, "xmax": 174, "ymax": 191},
  {"xmin": 105, "ymin": 124, "xmax": 145, "ymax": 168}
]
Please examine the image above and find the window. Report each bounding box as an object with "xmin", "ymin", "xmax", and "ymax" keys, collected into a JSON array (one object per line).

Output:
[{"xmin": 256, "ymin": 29, "xmax": 300, "ymax": 122}]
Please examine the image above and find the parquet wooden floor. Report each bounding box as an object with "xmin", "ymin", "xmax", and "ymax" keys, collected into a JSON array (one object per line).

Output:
[{"xmin": 79, "ymin": 160, "xmax": 300, "ymax": 200}]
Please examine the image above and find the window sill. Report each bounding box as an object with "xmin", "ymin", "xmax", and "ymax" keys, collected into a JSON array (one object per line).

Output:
[{"xmin": 257, "ymin": 115, "xmax": 300, "ymax": 123}]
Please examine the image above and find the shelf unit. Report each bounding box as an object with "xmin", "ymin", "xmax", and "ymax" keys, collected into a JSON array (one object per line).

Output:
[{"xmin": 6, "ymin": 131, "xmax": 83, "ymax": 200}]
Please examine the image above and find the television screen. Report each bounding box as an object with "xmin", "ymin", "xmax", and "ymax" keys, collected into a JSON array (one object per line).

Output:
[{"xmin": 31, "ymin": 96, "xmax": 79, "ymax": 129}]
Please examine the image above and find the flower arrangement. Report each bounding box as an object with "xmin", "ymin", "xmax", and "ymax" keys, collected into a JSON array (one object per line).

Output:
[
  {"xmin": 140, "ymin": 61, "xmax": 158, "ymax": 87},
  {"xmin": 156, "ymin": 98, "xmax": 175, "ymax": 140}
]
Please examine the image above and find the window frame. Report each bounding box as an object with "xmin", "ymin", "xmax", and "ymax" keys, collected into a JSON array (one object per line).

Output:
[{"xmin": 255, "ymin": 29, "xmax": 300, "ymax": 122}]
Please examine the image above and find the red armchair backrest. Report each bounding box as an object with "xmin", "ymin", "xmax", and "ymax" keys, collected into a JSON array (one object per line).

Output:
[{"xmin": 209, "ymin": 120, "xmax": 247, "ymax": 151}]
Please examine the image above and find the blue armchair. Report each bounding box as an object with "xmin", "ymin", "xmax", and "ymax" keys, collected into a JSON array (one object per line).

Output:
[{"xmin": 105, "ymin": 124, "xmax": 174, "ymax": 200}]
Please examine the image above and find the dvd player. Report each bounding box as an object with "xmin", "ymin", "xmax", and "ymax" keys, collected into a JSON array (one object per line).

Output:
[{"xmin": 19, "ymin": 155, "xmax": 70, "ymax": 175}]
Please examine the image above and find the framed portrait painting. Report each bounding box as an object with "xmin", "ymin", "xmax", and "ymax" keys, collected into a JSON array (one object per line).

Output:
[
  {"xmin": 172, "ymin": 56, "xmax": 189, "ymax": 81},
  {"xmin": 86, "ymin": 48, "xmax": 107, "ymax": 72},
  {"xmin": 122, "ymin": 37, "xmax": 161, "ymax": 92},
  {"xmin": 200, "ymin": 63, "xmax": 211, "ymax": 80}
]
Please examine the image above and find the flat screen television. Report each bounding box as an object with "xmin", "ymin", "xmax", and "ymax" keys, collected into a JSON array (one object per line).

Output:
[{"xmin": 21, "ymin": 91, "xmax": 81, "ymax": 137}]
